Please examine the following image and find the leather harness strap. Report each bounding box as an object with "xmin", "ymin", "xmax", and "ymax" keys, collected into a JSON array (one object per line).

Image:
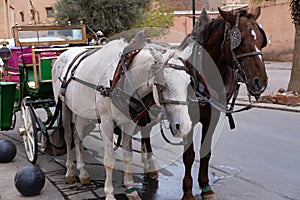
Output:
[
  {"xmin": 110, "ymin": 49, "xmax": 158, "ymax": 123},
  {"xmin": 60, "ymin": 49, "xmax": 99, "ymax": 89},
  {"xmin": 111, "ymin": 49, "xmax": 141, "ymax": 89},
  {"xmin": 59, "ymin": 47, "xmax": 156, "ymax": 124},
  {"xmin": 236, "ymin": 51, "xmax": 263, "ymax": 59},
  {"xmin": 61, "ymin": 49, "xmax": 90, "ymax": 87}
]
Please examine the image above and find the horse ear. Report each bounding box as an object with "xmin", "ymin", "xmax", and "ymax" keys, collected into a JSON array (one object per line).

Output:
[
  {"xmin": 179, "ymin": 42, "xmax": 195, "ymax": 61},
  {"xmin": 252, "ymin": 6, "xmax": 261, "ymax": 20},
  {"xmin": 123, "ymin": 30, "xmax": 146, "ymax": 54},
  {"xmin": 192, "ymin": 8, "xmax": 211, "ymax": 44},
  {"xmin": 218, "ymin": 7, "xmax": 235, "ymax": 24}
]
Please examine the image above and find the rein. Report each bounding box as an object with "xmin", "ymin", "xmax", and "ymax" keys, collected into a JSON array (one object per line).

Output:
[
  {"xmin": 60, "ymin": 47, "xmax": 188, "ymax": 124},
  {"xmin": 58, "ymin": 45, "xmax": 190, "ymax": 147},
  {"xmin": 190, "ymin": 12, "xmax": 263, "ymax": 129},
  {"xmin": 112, "ymin": 51, "xmax": 187, "ymax": 124},
  {"xmin": 222, "ymin": 12, "xmax": 266, "ymax": 128}
]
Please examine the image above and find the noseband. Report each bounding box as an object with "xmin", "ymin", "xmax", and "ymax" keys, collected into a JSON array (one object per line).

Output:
[
  {"xmin": 153, "ymin": 61, "xmax": 189, "ymax": 106},
  {"xmin": 223, "ymin": 12, "xmax": 263, "ymax": 83}
]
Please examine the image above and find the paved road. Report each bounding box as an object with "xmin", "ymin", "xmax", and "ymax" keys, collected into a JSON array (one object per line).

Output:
[
  {"xmin": 210, "ymin": 108, "xmax": 300, "ymax": 200},
  {"xmin": 1, "ymin": 106, "xmax": 299, "ymax": 200},
  {"xmin": 239, "ymin": 61, "xmax": 292, "ymax": 97}
]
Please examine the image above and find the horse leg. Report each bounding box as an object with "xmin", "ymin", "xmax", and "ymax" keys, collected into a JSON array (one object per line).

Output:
[
  {"xmin": 182, "ymin": 132, "xmax": 195, "ymax": 200},
  {"xmin": 198, "ymin": 108, "xmax": 219, "ymax": 200},
  {"xmin": 101, "ymin": 114, "xmax": 116, "ymax": 200},
  {"xmin": 140, "ymin": 125, "xmax": 158, "ymax": 180},
  {"xmin": 122, "ymin": 125, "xmax": 141, "ymax": 200},
  {"xmin": 182, "ymin": 99, "xmax": 200, "ymax": 200},
  {"xmin": 72, "ymin": 116, "xmax": 90, "ymax": 184},
  {"xmin": 62, "ymin": 103, "xmax": 76, "ymax": 184}
]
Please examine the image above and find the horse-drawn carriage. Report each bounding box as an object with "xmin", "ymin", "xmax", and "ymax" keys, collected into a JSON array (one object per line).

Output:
[
  {"xmin": 0, "ymin": 7, "xmax": 269, "ymax": 200},
  {"xmin": 0, "ymin": 22, "xmax": 197, "ymax": 199},
  {"xmin": 0, "ymin": 24, "xmax": 101, "ymax": 163}
]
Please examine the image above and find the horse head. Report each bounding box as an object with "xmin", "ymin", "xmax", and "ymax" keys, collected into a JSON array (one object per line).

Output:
[
  {"xmin": 148, "ymin": 43, "xmax": 194, "ymax": 137},
  {"xmin": 218, "ymin": 7, "xmax": 268, "ymax": 99}
]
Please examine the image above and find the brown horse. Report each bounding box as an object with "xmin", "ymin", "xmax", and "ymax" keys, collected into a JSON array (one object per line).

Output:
[
  {"xmin": 139, "ymin": 6, "xmax": 268, "ymax": 200},
  {"xmin": 179, "ymin": 7, "xmax": 268, "ymax": 200}
]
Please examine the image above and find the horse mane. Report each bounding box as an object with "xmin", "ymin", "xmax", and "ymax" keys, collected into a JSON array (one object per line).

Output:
[
  {"xmin": 202, "ymin": 18, "xmax": 225, "ymax": 47},
  {"xmin": 202, "ymin": 8, "xmax": 256, "ymax": 47}
]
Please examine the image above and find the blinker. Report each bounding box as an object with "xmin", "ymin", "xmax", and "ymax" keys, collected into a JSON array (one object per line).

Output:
[
  {"xmin": 230, "ymin": 29, "xmax": 241, "ymax": 49},
  {"xmin": 153, "ymin": 67, "xmax": 165, "ymax": 86}
]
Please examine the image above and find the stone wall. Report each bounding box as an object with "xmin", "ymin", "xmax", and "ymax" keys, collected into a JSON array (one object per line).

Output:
[{"xmin": 252, "ymin": 1, "xmax": 295, "ymax": 61}]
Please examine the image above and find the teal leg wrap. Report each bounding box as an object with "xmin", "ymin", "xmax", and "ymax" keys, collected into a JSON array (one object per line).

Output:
[
  {"xmin": 125, "ymin": 187, "xmax": 136, "ymax": 194},
  {"xmin": 202, "ymin": 186, "xmax": 212, "ymax": 193}
]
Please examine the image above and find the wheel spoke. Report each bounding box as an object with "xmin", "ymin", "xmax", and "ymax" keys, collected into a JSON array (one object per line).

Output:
[
  {"xmin": 21, "ymin": 98, "xmax": 38, "ymax": 163},
  {"xmin": 24, "ymin": 136, "xmax": 33, "ymax": 160}
]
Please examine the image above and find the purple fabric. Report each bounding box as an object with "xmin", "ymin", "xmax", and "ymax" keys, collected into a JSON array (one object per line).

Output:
[
  {"xmin": 18, "ymin": 53, "xmax": 39, "ymax": 65},
  {"xmin": 7, "ymin": 47, "xmax": 32, "ymax": 70},
  {"xmin": 17, "ymin": 51, "xmax": 61, "ymax": 64},
  {"xmin": 4, "ymin": 47, "xmax": 62, "ymax": 82},
  {"xmin": 4, "ymin": 47, "xmax": 31, "ymax": 82}
]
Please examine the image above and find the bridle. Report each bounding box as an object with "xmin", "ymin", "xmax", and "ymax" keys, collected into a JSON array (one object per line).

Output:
[
  {"xmin": 152, "ymin": 62, "xmax": 189, "ymax": 106},
  {"xmin": 111, "ymin": 49, "xmax": 190, "ymax": 124},
  {"xmin": 188, "ymin": 12, "xmax": 265, "ymax": 129},
  {"xmin": 223, "ymin": 11, "xmax": 264, "ymax": 84},
  {"xmin": 152, "ymin": 60, "xmax": 190, "ymax": 146}
]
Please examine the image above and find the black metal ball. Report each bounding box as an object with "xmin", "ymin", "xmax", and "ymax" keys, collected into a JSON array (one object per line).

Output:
[
  {"xmin": 0, "ymin": 139, "xmax": 17, "ymax": 163},
  {"xmin": 14, "ymin": 165, "xmax": 45, "ymax": 196}
]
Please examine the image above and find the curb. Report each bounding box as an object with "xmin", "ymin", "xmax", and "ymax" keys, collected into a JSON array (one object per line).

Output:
[{"xmin": 236, "ymin": 99, "xmax": 300, "ymax": 113}]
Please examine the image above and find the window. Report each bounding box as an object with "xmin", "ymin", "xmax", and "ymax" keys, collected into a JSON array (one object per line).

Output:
[
  {"xmin": 46, "ymin": 7, "xmax": 54, "ymax": 18},
  {"xmin": 20, "ymin": 11, "xmax": 24, "ymax": 22},
  {"xmin": 30, "ymin": 9, "xmax": 35, "ymax": 20}
]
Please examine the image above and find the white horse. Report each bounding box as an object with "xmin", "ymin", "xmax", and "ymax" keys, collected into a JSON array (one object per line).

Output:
[{"xmin": 52, "ymin": 37, "xmax": 194, "ymax": 200}]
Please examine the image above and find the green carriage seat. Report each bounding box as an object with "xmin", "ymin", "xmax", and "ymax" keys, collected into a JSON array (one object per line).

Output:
[
  {"xmin": 18, "ymin": 48, "xmax": 61, "ymax": 97},
  {"xmin": 18, "ymin": 53, "xmax": 38, "ymax": 89}
]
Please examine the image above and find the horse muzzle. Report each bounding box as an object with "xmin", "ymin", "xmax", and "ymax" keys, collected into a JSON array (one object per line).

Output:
[
  {"xmin": 248, "ymin": 76, "xmax": 268, "ymax": 100},
  {"xmin": 170, "ymin": 120, "xmax": 192, "ymax": 138}
]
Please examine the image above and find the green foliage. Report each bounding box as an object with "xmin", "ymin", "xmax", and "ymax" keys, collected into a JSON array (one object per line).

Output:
[
  {"xmin": 135, "ymin": 0, "xmax": 174, "ymax": 29},
  {"xmin": 251, "ymin": 0, "xmax": 272, "ymax": 4},
  {"xmin": 129, "ymin": 1, "xmax": 175, "ymax": 39},
  {"xmin": 54, "ymin": 0, "xmax": 152, "ymax": 36},
  {"xmin": 290, "ymin": 0, "xmax": 300, "ymax": 22},
  {"xmin": 108, "ymin": 27, "xmax": 169, "ymax": 43}
]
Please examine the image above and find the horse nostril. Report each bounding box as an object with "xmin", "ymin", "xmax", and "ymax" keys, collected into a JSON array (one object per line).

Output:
[
  {"xmin": 253, "ymin": 77, "xmax": 262, "ymax": 90},
  {"xmin": 175, "ymin": 123, "xmax": 180, "ymax": 131}
]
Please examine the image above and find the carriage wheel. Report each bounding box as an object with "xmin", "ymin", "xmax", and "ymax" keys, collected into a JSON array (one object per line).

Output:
[{"xmin": 20, "ymin": 98, "xmax": 38, "ymax": 164}]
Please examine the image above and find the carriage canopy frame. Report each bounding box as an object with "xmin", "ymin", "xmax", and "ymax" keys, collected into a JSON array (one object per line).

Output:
[{"xmin": 12, "ymin": 24, "xmax": 88, "ymax": 47}]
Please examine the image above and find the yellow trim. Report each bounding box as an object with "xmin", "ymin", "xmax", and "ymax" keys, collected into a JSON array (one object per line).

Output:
[{"xmin": 31, "ymin": 46, "xmax": 39, "ymax": 89}]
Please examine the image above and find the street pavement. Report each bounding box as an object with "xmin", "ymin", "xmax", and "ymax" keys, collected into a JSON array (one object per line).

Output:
[{"xmin": 0, "ymin": 62, "xmax": 299, "ymax": 200}]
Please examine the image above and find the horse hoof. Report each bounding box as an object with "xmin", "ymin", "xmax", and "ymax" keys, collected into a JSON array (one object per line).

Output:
[
  {"xmin": 146, "ymin": 171, "xmax": 158, "ymax": 180},
  {"xmin": 127, "ymin": 196, "xmax": 142, "ymax": 200},
  {"xmin": 80, "ymin": 177, "xmax": 90, "ymax": 185},
  {"xmin": 105, "ymin": 195, "xmax": 116, "ymax": 200},
  {"xmin": 65, "ymin": 176, "xmax": 76, "ymax": 184},
  {"xmin": 181, "ymin": 194, "xmax": 195, "ymax": 200},
  {"xmin": 202, "ymin": 194, "xmax": 217, "ymax": 200}
]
